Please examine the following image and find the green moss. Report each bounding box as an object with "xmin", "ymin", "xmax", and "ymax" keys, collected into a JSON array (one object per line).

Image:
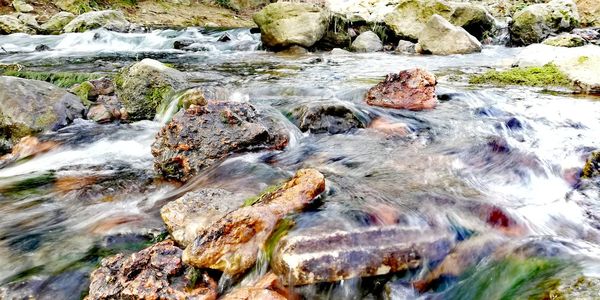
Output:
[
  {"xmin": 243, "ymin": 183, "xmax": 285, "ymax": 207},
  {"xmin": 0, "ymin": 171, "xmax": 57, "ymax": 195},
  {"xmin": 1, "ymin": 70, "xmax": 102, "ymax": 88},
  {"xmin": 264, "ymin": 217, "xmax": 294, "ymax": 260},
  {"xmin": 145, "ymin": 85, "xmax": 173, "ymax": 112},
  {"xmin": 469, "ymin": 64, "xmax": 571, "ymax": 88},
  {"xmin": 72, "ymin": 81, "xmax": 94, "ymax": 106},
  {"xmin": 577, "ymin": 56, "xmax": 589, "ymax": 64}
]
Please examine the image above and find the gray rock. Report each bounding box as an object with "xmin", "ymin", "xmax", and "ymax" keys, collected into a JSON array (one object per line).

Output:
[
  {"xmin": 0, "ymin": 14, "xmax": 36, "ymax": 34},
  {"xmin": 40, "ymin": 11, "xmax": 75, "ymax": 35},
  {"xmin": 253, "ymin": 2, "xmax": 329, "ymax": 49},
  {"xmin": 510, "ymin": 0, "xmax": 580, "ymax": 45},
  {"xmin": 543, "ymin": 33, "xmax": 587, "ymax": 47},
  {"xmin": 289, "ymin": 100, "xmax": 366, "ymax": 134},
  {"xmin": 395, "ymin": 40, "xmax": 417, "ymax": 54},
  {"xmin": 63, "ymin": 10, "xmax": 130, "ymax": 33},
  {"xmin": 418, "ymin": 14, "xmax": 482, "ymax": 55},
  {"xmin": 160, "ymin": 189, "xmax": 245, "ymax": 247},
  {"xmin": 151, "ymin": 101, "xmax": 289, "ymax": 181},
  {"xmin": 115, "ymin": 59, "xmax": 188, "ymax": 121},
  {"xmin": 0, "ymin": 76, "xmax": 85, "ymax": 151},
  {"xmin": 351, "ymin": 30, "xmax": 383, "ymax": 52},
  {"xmin": 12, "ymin": 0, "xmax": 33, "ymax": 13},
  {"xmin": 271, "ymin": 226, "xmax": 454, "ymax": 285}
]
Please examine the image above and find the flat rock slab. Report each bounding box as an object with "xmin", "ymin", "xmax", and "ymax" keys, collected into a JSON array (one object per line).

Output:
[{"xmin": 271, "ymin": 226, "xmax": 454, "ymax": 285}]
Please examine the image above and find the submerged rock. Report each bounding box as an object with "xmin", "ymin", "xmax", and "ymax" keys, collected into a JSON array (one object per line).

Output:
[
  {"xmin": 351, "ymin": 30, "xmax": 383, "ymax": 52},
  {"xmin": 183, "ymin": 169, "xmax": 325, "ymax": 276},
  {"xmin": 271, "ymin": 226, "xmax": 454, "ymax": 285},
  {"xmin": 289, "ymin": 100, "xmax": 366, "ymax": 134},
  {"xmin": 384, "ymin": 0, "xmax": 495, "ymax": 41},
  {"xmin": 253, "ymin": 2, "xmax": 329, "ymax": 49},
  {"xmin": 0, "ymin": 76, "xmax": 85, "ymax": 153},
  {"xmin": 152, "ymin": 101, "xmax": 288, "ymax": 181},
  {"xmin": 161, "ymin": 188, "xmax": 245, "ymax": 247},
  {"xmin": 40, "ymin": 12, "xmax": 75, "ymax": 35},
  {"xmin": 365, "ymin": 68, "xmax": 437, "ymax": 110},
  {"xmin": 510, "ymin": 0, "xmax": 580, "ymax": 46},
  {"xmin": 0, "ymin": 270, "xmax": 89, "ymax": 300},
  {"xmin": 543, "ymin": 33, "xmax": 587, "ymax": 47},
  {"xmin": 63, "ymin": 10, "xmax": 131, "ymax": 33},
  {"xmin": 221, "ymin": 272, "xmax": 292, "ymax": 300},
  {"xmin": 87, "ymin": 240, "xmax": 217, "ymax": 300},
  {"xmin": 417, "ymin": 14, "xmax": 482, "ymax": 55},
  {"xmin": 115, "ymin": 58, "xmax": 188, "ymax": 121}
]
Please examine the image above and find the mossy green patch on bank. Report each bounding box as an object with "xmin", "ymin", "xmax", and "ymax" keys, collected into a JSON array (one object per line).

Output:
[
  {"xmin": 1, "ymin": 70, "xmax": 102, "ymax": 88},
  {"xmin": 469, "ymin": 64, "xmax": 571, "ymax": 88}
]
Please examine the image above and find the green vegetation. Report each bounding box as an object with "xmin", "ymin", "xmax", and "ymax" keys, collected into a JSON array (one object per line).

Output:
[
  {"xmin": 145, "ymin": 85, "xmax": 173, "ymax": 112},
  {"xmin": 469, "ymin": 64, "xmax": 571, "ymax": 88},
  {"xmin": 242, "ymin": 182, "xmax": 285, "ymax": 207},
  {"xmin": 72, "ymin": 81, "xmax": 94, "ymax": 106},
  {"xmin": 1, "ymin": 70, "xmax": 102, "ymax": 88},
  {"xmin": 264, "ymin": 217, "xmax": 294, "ymax": 260}
]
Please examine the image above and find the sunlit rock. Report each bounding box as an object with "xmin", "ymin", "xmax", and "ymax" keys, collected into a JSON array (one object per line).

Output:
[
  {"xmin": 365, "ymin": 68, "xmax": 437, "ymax": 110},
  {"xmin": 63, "ymin": 10, "xmax": 131, "ymax": 33},
  {"xmin": 351, "ymin": 30, "xmax": 383, "ymax": 52},
  {"xmin": 510, "ymin": 0, "xmax": 580, "ymax": 46},
  {"xmin": 417, "ymin": 15, "xmax": 482, "ymax": 55},
  {"xmin": 40, "ymin": 12, "xmax": 75, "ymax": 35}
]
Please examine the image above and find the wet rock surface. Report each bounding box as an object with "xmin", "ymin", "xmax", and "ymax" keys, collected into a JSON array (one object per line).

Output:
[
  {"xmin": 152, "ymin": 101, "xmax": 288, "ymax": 181},
  {"xmin": 40, "ymin": 12, "xmax": 75, "ymax": 35},
  {"xmin": 365, "ymin": 68, "xmax": 437, "ymax": 110},
  {"xmin": 87, "ymin": 240, "xmax": 217, "ymax": 300},
  {"xmin": 271, "ymin": 226, "xmax": 454, "ymax": 285},
  {"xmin": 0, "ymin": 270, "xmax": 89, "ymax": 300},
  {"xmin": 160, "ymin": 188, "xmax": 245, "ymax": 247},
  {"xmin": 182, "ymin": 169, "xmax": 325, "ymax": 276},
  {"xmin": 289, "ymin": 100, "xmax": 366, "ymax": 134}
]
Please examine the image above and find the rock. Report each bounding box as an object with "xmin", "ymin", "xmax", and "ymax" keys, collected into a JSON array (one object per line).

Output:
[
  {"xmin": 0, "ymin": 76, "xmax": 85, "ymax": 152},
  {"xmin": 330, "ymin": 48, "xmax": 352, "ymax": 55},
  {"xmin": 86, "ymin": 95, "xmax": 123, "ymax": 123},
  {"xmin": 277, "ymin": 45, "xmax": 309, "ymax": 55},
  {"xmin": 510, "ymin": 0, "xmax": 580, "ymax": 46},
  {"xmin": 183, "ymin": 169, "xmax": 326, "ymax": 276},
  {"xmin": 0, "ymin": 14, "xmax": 36, "ymax": 34},
  {"xmin": 317, "ymin": 16, "xmax": 352, "ymax": 50},
  {"xmin": 582, "ymin": 151, "xmax": 600, "ymax": 179},
  {"xmin": 0, "ymin": 136, "xmax": 57, "ymax": 164},
  {"xmin": 412, "ymin": 234, "xmax": 506, "ymax": 292},
  {"xmin": 15, "ymin": 13, "xmax": 40, "ymax": 31},
  {"xmin": 87, "ymin": 103, "xmax": 112, "ymax": 123},
  {"xmin": 40, "ymin": 12, "xmax": 75, "ymax": 35},
  {"xmin": 543, "ymin": 33, "xmax": 587, "ymax": 47},
  {"xmin": 160, "ymin": 188, "xmax": 245, "ymax": 247},
  {"xmin": 365, "ymin": 68, "xmax": 437, "ymax": 110},
  {"xmin": 12, "ymin": 0, "xmax": 33, "ymax": 13},
  {"xmin": 221, "ymin": 273, "xmax": 292, "ymax": 300},
  {"xmin": 253, "ymin": 2, "xmax": 329, "ymax": 49},
  {"xmin": 87, "ymin": 240, "xmax": 218, "ymax": 300},
  {"xmin": 63, "ymin": 10, "xmax": 131, "ymax": 33},
  {"xmin": 226, "ymin": 0, "xmax": 272, "ymax": 12},
  {"xmin": 571, "ymin": 27, "xmax": 600, "ymax": 42},
  {"xmin": 384, "ymin": 0, "xmax": 495, "ymax": 41},
  {"xmin": 418, "ymin": 14, "xmax": 482, "ymax": 55},
  {"xmin": 54, "ymin": 0, "xmax": 91, "ymax": 14},
  {"xmin": 34, "ymin": 44, "xmax": 50, "ymax": 51},
  {"xmin": 115, "ymin": 58, "xmax": 188, "ymax": 121},
  {"xmin": 73, "ymin": 77, "xmax": 114, "ymax": 101},
  {"xmin": 289, "ymin": 100, "xmax": 366, "ymax": 134},
  {"xmin": 395, "ymin": 40, "xmax": 417, "ymax": 54},
  {"xmin": 575, "ymin": 0, "xmax": 600, "ymax": 26},
  {"xmin": 271, "ymin": 226, "xmax": 454, "ymax": 285},
  {"xmin": 152, "ymin": 101, "xmax": 288, "ymax": 181},
  {"xmin": 350, "ymin": 30, "xmax": 383, "ymax": 52}
]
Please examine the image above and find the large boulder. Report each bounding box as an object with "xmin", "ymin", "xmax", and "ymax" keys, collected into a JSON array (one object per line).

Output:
[
  {"xmin": 253, "ymin": 2, "xmax": 329, "ymax": 49},
  {"xmin": 115, "ymin": 59, "xmax": 188, "ymax": 121},
  {"xmin": 226, "ymin": 0, "xmax": 272, "ymax": 11},
  {"xmin": 0, "ymin": 76, "xmax": 85, "ymax": 153},
  {"xmin": 40, "ymin": 11, "xmax": 75, "ymax": 35},
  {"xmin": 543, "ymin": 33, "xmax": 587, "ymax": 47},
  {"xmin": 365, "ymin": 68, "xmax": 437, "ymax": 110},
  {"xmin": 152, "ymin": 101, "xmax": 288, "ymax": 181},
  {"xmin": 418, "ymin": 14, "xmax": 482, "ymax": 55},
  {"xmin": 271, "ymin": 226, "xmax": 454, "ymax": 285},
  {"xmin": 62, "ymin": 10, "xmax": 131, "ymax": 33},
  {"xmin": 510, "ymin": 0, "xmax": 580, "ymax": 46},
  {"xmin": 160, "ymin": 188, "xmax": 245, "ymax": 247},
  {"xmin": 87, "ymin": 240, "xmax": 218, "ymax": 300},
  {"xmin": 351, "ymin": 30, "xmax": 383, "ymax": 52},
  {"xmin": 183, "ymin": 169, "xmax": 326, "ymax": 276},
  {"xmin": 383, "ymin": 0, "xmax": 495, "ymax": 41},
  {"xmin": 575, "ymin": 0, "xmax": 600, "ymax": 26},
  {"xmin": 0, "ymin": 14, "xmax": 36, "ymax": 34}
]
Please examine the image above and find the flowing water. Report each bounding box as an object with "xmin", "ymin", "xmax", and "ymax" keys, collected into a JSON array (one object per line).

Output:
[{"xmin": 1, "ymin": 28, "xmax": 600, "ymax": 299}]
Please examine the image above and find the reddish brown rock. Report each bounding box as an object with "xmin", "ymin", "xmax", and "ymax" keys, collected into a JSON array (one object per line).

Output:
[
  {"xmin": 221, "ymin": 272, "xmax": 296, "ymax": 300},
  {"xmin": 182, "ymin": 169, "xmax": 326, "ymax": 276},
  {"xmin": 365, "ymin": 68, "xmax": 437, "ymax": 110},
  {"xmin": 87, "ymin": 240, "xmax": 217, "ymax": 300}
]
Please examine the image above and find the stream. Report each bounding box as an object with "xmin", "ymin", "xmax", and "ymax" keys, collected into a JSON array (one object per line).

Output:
[{"xmin": 1, "ymin": 28, "xmax": 600, "ymax": 299}]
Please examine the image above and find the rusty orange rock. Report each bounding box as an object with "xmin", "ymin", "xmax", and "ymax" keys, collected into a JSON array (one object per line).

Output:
[{"xmin": 365, "ymin": 68, "xmax": 437, "ymax": 111}]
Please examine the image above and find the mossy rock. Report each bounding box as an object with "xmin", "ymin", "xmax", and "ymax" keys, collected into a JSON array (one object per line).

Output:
[
  {"xmin": 115, "ymin": 59, "xmax": 188, "ymax": 121},
  {"xmin": 510, "ymin": 0, "xmax": 580, "ymax": 46},
  {"xmin": 469, "ymin": 64, "xmax": 571, "ymax": 88},
  {"xmin": 1, "ymin": 70, "xmax": 100, "ymax": 88},
  {"xmin": 40, "ymin": 12, "xmax": 76, "ymax": 35},
  {"xmin": 63, "ymin": 10, "xmax": 131, "ymax": 33},
  {"xmin": 543, "ymin": 33, "xmax": 586, "ymax": 47}
]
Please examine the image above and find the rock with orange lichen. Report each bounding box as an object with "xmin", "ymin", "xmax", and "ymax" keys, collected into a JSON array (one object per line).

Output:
[
  {"xmin": 182, "ymin": 169, "xmax": 325, "ymax": 276},
  {"xmin": 152, "ymin": 101, "xmax": 289, "ymax": 181},
  {"xmin": 365, "ymin": 68, "xmax": 437, "ymax": 111},
  {"xmin": 87, "ymin": 240, "xmax": 217, "ymax": 300}
]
